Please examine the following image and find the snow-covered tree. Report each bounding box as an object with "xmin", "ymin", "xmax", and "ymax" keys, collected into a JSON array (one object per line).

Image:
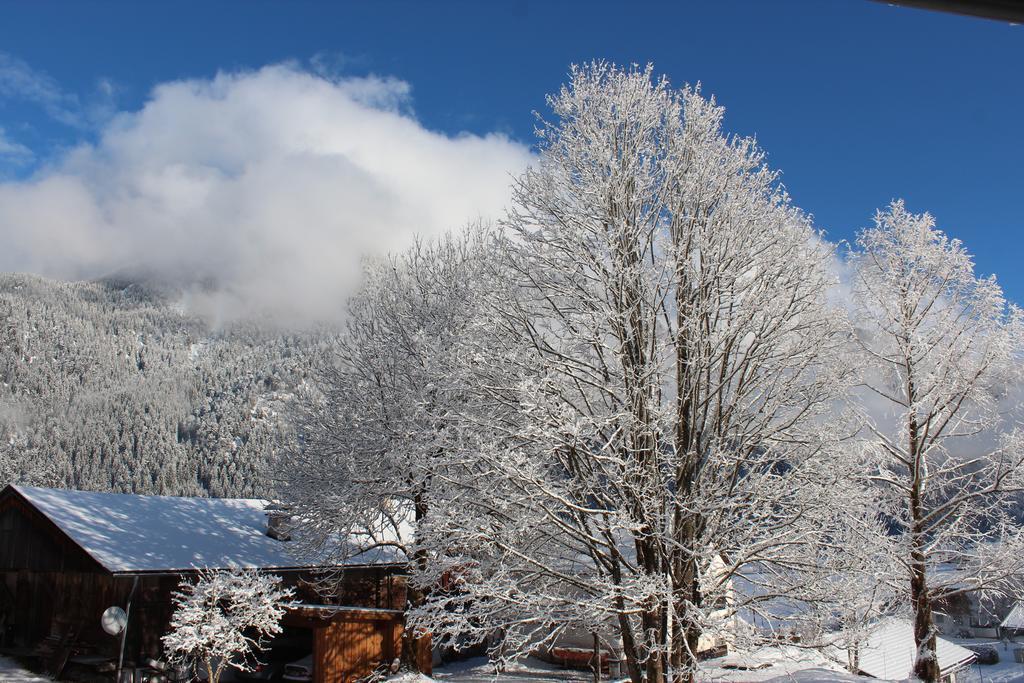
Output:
[
  {"xmin": 285, "ymin": 231, "xmax": 494, "ymax": 559},
  {"xmin": 161, "ymin": 568, "xmax": 294, "ymax": 683},
  {"xmin": 410, "ymin": 62, "xmax": 854, "ymax": 683},
  {"xmin": 850, "ymin": 200, "xmax": 1024, "ymax": 682},
  {"xmin": 282, "ymin": 229, "xmax": 498, "ymax": 668},
  {"xmin": 802, "ymin": 488, "xmax": 902, "ymax": 675}
]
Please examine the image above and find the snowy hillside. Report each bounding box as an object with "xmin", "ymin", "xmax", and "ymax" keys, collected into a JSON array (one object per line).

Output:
[{"xmin": 0, "ymin": 273, "xmax": 331, "ymax": 497}]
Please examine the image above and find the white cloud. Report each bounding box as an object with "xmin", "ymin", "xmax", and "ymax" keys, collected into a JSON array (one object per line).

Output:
[
  {"xmin": 0, "ymin": 64, "xmax": 533, "ymax": 320},
  {"xmin": 0, "ymin": 127, "xmax": 32, "ymax": 163},
  {"xmin": 0, "ymin": 52, "xmax": 82, "ymax": 127}
]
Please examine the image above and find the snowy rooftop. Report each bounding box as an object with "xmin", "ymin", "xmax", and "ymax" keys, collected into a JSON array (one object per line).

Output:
[
  {"xmin": 702, "ymin": 645, "xmax": 852, "ymax": 682},
  {"xmin": 10, "ymin": 485, "xmax": 401, "ymax": 574},
  {"xmin": 1002, "ymin": 601, "xmax": 1024, "ymax": 630},
  {"xmin": 856, "ymin": 618, "xmax": 975, "ymax": 680}
]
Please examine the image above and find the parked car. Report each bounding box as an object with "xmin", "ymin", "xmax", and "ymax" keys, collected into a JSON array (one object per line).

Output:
[
  {"xmin": 236, "ymin": 659, "xmax": 287, "ymax": 681},
  {"xmin": 238, "ymin": 635, "xmax": 311, "ymax": 681},
  {"xmin": 282, "ymin": 654, "xmax": 314, "ymax": 682},
  {"xmin": 965, "ymin": 644, "xmax": 1000, "ymax": 665}
]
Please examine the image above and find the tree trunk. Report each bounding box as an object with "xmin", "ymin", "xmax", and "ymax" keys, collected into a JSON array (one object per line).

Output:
[
  {"xmin": 910, "ymin": 540, "xmax": 939, "ymax": 682},
  {"xmin": 668, "ymin": 545, "xmax": 702, "ymax": 683},
  {"xmin": 669, "ymin": 246, "xmax": 703, "ymax": 683},
  {"xmin": 668, "ymin": 623, "xmax": 702, "ymax": 683},
  {"xmin": 640, "ymin": 565, "xmax": 665, "ymax": 683},
  {"xmin": 616, "ymin": 607, "xmax": 645, "ymax": 683},
  {"xmin": 644, "ymin": 623, "xmax": 665, "ymax": 683},
  {"xmin": 632, "ymin": 534, "xmax": 667, "ymax": 683},
  {"xmin": 402, "ymin": 488, "xmax": 431, "ymax": 674},
  {"xmin": 907, "ymin": 396, "xmax": 940, "ymax": 683}
]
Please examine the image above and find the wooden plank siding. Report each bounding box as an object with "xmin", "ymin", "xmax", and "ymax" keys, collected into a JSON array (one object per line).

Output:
[
  {"xmin": 0, "ymin": 490, "xmax": 107, "ymax": 574},
  {"xmin": 0, "ymin": 569, "xmax": 175, "ymax": 659},
  {"xmin": 287, "ymin": 607, "xmax": 408, "ymax": 683},
  {"xmin": 315, "ymin": 619, "xmax": 386, "ymax": 683}
]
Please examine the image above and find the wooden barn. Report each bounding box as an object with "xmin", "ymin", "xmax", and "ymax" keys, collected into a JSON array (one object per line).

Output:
[{"xmin": 0, "ymin": 484, "xmax": 415, "ymax": 682}]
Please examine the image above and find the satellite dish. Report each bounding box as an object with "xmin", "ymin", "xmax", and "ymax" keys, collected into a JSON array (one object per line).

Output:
[{"xmin": 101, "ymin": 606, "xmax": 128, "ymax": 636}]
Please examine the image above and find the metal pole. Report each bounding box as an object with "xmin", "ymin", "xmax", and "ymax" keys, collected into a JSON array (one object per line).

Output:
[{"xmin": 115, "ymin": 577, "xmax": 139, "ymax": 683}]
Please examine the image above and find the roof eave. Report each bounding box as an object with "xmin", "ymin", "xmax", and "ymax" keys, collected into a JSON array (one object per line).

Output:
[{"xmin": 108, "ymin": 561, "xmax": 409, "ymax": 577}]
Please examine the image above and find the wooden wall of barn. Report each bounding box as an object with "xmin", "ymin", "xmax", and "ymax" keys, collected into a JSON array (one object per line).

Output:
[
  {"xmin": 0, "ymin": 570, "xmax": 175, "ymax": 660},
  {"xmin": 0, "ymin": 492, "xmax": 101, "ymax": 573},
  {"xmin": 1, "ymin": 565, "xmax": 407, "ymax": 662},
  {"xmin": 324, "ymin": 567, "xmax": 407, "ymax": 611},
  {"xmin": 0, "ymin": 492, "xmax": 177, "ymax": 662},
  {"xmin": 312, "ymin": 612, "xmax": 403, "ymax": 683}
]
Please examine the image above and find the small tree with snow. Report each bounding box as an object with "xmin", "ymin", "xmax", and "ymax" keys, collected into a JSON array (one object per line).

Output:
[
  {"xmin": 850, "ymin": 200, "xmax": 1024, "ymax": 682},
  {"xmin": 161, "ymin": 568, "xmax": 294, "ymax": 683}
]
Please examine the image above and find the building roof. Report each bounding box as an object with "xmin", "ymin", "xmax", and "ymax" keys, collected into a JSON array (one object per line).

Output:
[
  {"xmin": 7, "ymin": 484, "xmax": 400, "ymax": 574},
  {"xmin": 1002, "ymin": 602, "xmax": 1024, "ymax": 630},
  {"xmin": 765, "ymin": 670, "xmax": 867, "ymax": 682},
  {"xmin": 857, "ymin": 618, "xmax": 975, "ymax": 680},
  {"xmin": 705, "ymin": 645, "xmax": 852, "ymax": 682}
]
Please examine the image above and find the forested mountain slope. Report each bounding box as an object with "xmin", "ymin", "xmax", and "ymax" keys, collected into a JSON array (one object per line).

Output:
[{"xmin": 0, "ymin": 273, "xmax": 323, "ymax": 497}]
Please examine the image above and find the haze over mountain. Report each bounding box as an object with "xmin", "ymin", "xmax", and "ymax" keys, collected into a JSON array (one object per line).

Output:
[{"xmin": 0, "ymin": 63, "xmax": 531, "ymax": 322}]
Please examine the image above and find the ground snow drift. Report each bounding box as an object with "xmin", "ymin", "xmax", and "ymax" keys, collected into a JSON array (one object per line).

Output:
[{"xmin": 0, "ymin": 656, "xmax": 50, "ymax": 682}]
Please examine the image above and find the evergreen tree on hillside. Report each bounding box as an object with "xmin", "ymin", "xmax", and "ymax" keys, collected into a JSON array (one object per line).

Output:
[{"xmin": 0, "ymin": 273, "xmax": 322, "ymax": 497}]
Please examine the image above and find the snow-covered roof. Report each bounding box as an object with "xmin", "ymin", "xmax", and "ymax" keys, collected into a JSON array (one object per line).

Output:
[
  {"xmin": 765, "ymin": 670, "xmax": 867, "ymax": 682},
  {"xmin": 9, "ymin": 485, "xmax": 401, "ymax": 574},
  {"xmin": 1001, "ymin": 601, "xmax": 1024, "ymax": 630},
  {"xmin": 703, "ymin": 645, "xmax": 851, "ymax": 682},
  {"xmin": 856, "ymin": 618, "xmax": 975, "ymax": 680}
]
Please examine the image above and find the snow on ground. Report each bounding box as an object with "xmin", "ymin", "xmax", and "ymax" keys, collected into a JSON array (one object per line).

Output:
[
  {"xmin": 959, "ymin": 662, "xmax": 1024, "ymax": 683},
  {"xmin": 430, "ymin": 655, "xmax": 602, "ymax": 682},
  {"xmin": 400, "ymin": 640, "xmax": 1024, "ymax": 683},
  {"xmin": 409, "ymin": 648, "xmax": 873, "ymax": 682},
  {"xmin": 948, "ymin": 638, "xmax": 1024, "ymax": 683},
  {"xmin": 0, "ymin": 656, "xmax": 51, "ymax": 682}
]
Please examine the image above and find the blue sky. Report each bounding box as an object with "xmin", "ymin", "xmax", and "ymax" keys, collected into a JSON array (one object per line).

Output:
[{"xmin": 0, "ymin": 0, "xmax": 1022, "ymax": 304}]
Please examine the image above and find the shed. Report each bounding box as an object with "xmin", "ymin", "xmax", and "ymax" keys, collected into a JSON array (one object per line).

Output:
[{"xmin": 0, "ymin": 484, "xmax": 409, "ymax": 682}]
